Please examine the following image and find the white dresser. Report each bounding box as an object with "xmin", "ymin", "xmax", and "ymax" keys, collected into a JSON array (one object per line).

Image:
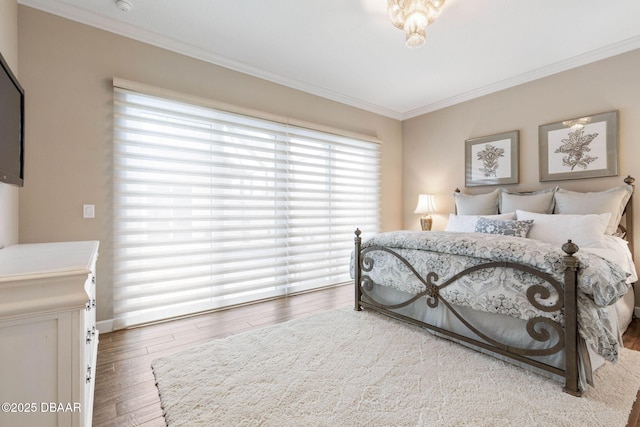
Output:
[{"xmin": 0, "ymin": 241, "xmax": 99, "ymax": 427}]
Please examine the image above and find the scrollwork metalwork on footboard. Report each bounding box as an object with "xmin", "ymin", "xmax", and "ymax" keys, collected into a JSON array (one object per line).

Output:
[{"xmin": 353, "ymin": 228, "xmax": 582, "ymax": 396}]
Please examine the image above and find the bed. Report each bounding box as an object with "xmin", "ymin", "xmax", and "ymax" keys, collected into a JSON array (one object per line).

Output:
[{"xmin": 352, "ymin": 176, "xmax": 636, "ymax": 396}]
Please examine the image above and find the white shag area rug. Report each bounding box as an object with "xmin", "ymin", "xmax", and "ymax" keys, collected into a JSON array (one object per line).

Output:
[{"xmin": 151, "ymin": 308, "xmax": 640, "ymax": 426}]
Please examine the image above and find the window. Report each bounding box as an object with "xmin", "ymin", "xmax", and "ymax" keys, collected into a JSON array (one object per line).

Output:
[{"xmin": 112, "ymin": 82, "xmax": 380, "ymax": 328}]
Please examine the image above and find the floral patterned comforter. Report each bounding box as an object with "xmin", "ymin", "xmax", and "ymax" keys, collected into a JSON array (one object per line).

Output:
[{"xmin": 352, "ymin": 230, "xmax": 631, "ymax": 361}]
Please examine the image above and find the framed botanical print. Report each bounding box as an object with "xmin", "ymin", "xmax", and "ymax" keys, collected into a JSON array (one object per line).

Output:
[
  {"xmin": 539, "ymin": 110, "xmax": 618, "ymax": 182},
  {"xmin": 465, "ymin": 130, "xmax": 519, "ymax": 187}
]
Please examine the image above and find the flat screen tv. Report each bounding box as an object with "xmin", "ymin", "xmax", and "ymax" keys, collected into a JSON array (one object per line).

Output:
[{"xmin": 0, "ymin": 50, "xmax": 24, "ymax": 187}]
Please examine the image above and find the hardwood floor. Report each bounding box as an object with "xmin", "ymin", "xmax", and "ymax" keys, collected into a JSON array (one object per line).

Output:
[{"xmin": 93, "ymin": 284, "xmax": 640, "ymax": 426}]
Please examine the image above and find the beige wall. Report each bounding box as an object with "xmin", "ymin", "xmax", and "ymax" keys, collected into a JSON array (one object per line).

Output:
[
  {"xmin": 403, "ymin": 49, "xmax": 640, "ymax": 235},
  {"xmin": 17, "ymin": 7, "xmax": 403, "ymax": 323},
  {"xmin": 0, "ymin": 0, "xmax": 19, "ymax": 248}
]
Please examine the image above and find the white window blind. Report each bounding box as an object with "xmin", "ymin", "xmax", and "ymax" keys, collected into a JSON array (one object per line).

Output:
[{"xmin": 112, "ymin": 85, "xmax": 380, "ymax": 329}]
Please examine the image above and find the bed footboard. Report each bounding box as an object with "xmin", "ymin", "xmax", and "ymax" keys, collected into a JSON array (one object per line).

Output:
[{"xmin": 353, "ymin": 228, "xmax": 583, "ymax": 396}]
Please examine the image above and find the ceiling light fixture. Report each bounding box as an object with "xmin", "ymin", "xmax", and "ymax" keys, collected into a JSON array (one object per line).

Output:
[
  {"xmin": 387, "ymin": 0, "xmax": 445, "ymax": 48},
  {"xmin": 115, "ymin": 0, "xmax": 133, "ymax": 12}
]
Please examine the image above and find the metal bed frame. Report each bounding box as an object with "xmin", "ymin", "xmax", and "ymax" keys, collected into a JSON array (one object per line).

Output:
[{"xmin": 353, "ymin": 176, "xmax": 635, "ymax": 396}]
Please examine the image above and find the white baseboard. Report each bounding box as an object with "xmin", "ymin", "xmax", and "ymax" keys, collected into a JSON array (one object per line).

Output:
[{"xmin": 97, "ymin": 319, "xmax": 114, "ymax": 333}]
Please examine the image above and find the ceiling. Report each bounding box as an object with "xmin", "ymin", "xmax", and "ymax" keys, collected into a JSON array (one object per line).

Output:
[{"xmin": 18, "ymin": 0, "xmax": 640, "ymax": 120}]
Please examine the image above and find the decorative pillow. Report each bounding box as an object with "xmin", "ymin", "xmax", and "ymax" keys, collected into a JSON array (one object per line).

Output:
[
  {"xmin": 475, "ymin": 218, "xmax": 533, "ymax": 238},
  {"xmin": 553, "ymin": 185, "xmax": 633, "ymax": 235},
  {"xmin": 516, "ymin": 210, "xmax": 611, "ymax": 248},
  {"xmin": 444, "ymin": 212, "xmax": 516, "ymax": 233},
  {"xmin": 453, "ymin": 188, "xmax": 500, "ymax": 215},
  {"xmin": 500, "ymin": 187, "xmax": 557, "ymax": 214}
]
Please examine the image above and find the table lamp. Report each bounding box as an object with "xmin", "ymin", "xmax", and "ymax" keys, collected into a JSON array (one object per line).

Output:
[{"xmin": 414, "ymin": 194, "xmax": 435, "ymax": 231}]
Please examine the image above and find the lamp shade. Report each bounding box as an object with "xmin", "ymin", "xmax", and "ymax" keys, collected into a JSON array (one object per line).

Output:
[{"xmin": 414, "ymin": 194, "xmax": 436, "ymax": 214}]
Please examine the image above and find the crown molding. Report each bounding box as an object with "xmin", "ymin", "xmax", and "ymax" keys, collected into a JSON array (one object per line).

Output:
[
  {"xmin": 401, "ymin": 35, "xmax": 640, "ymax": 120},
  {"xmin": 18, "ymin": 0, "xmax": 404, "ymax": 120},
  {"xmin": 19, "ymin": 1, "xmax": 640, "ymax": 122}
]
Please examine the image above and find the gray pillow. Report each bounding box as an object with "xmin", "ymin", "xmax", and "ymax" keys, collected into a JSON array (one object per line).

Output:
[
  {"xmin": 500, "ymin": 187, "xmax": 557, "ymax": 214},
  {"xmin": 475, "ymin": 217, "xmax": 533, "ymax": 238},
  {"xmin": 554, "ymin": 185, "xmax": 633, "ymax": 235},
  {"xmin": 453, "ymin": 188, "xmax": 499, "ymax": 215}
]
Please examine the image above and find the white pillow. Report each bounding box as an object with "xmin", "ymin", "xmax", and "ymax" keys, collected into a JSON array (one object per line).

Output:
[
  {"xmin": 516, "ymin": 210, "xmax": 611, "ymax": 248},
  {"xmin": 445, "ymin": 212, "xmax": 516, "ymax": 233},
  {"xmin": 553, "ymin": 185, "xmax": 632, "ymax": 235},
  {"xmin": 500, "ymin": 187, "xmax": 557, "ymax": 214},
  {"xmin": 453, "ymin": 189, "xmax": 500, "ymax": 215}
]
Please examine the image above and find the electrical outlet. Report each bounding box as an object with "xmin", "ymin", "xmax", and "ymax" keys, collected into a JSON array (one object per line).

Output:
[{"xmin": 83, "ymin": 204, "xmax": 95, "ymax": 219}]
